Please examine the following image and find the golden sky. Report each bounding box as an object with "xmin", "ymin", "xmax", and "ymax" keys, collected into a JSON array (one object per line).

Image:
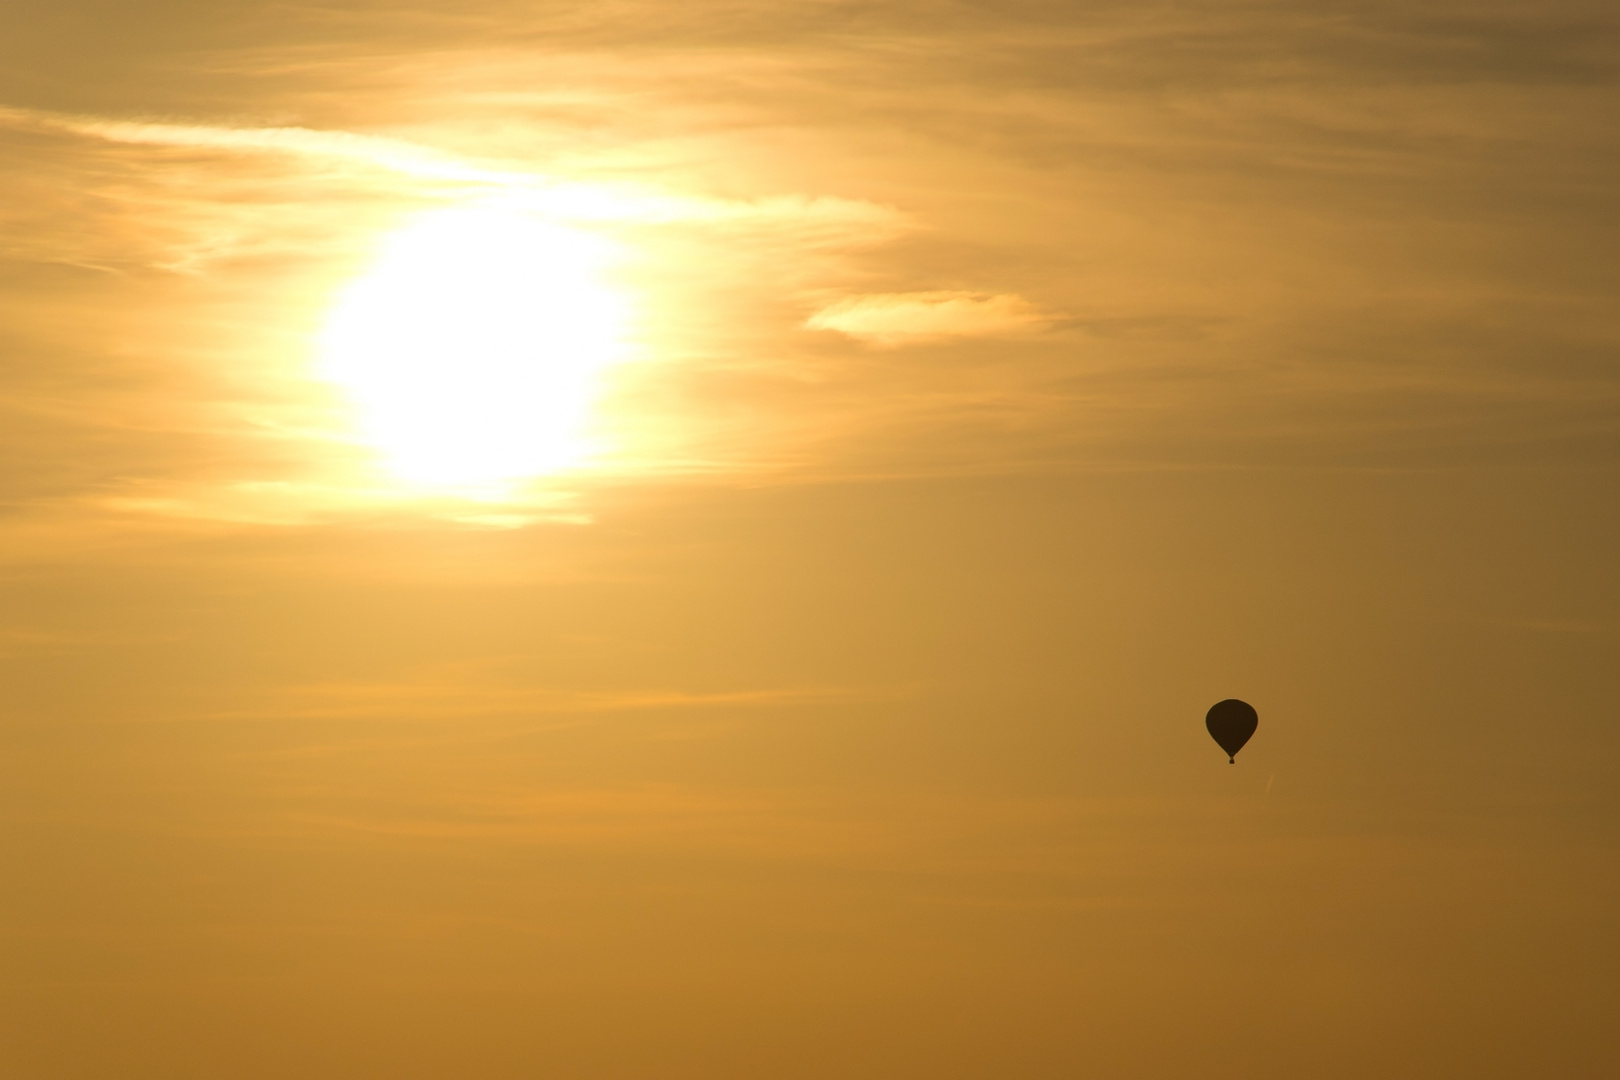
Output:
[{"xmin": 2, "ymin": 2, "xmax": 1617, "ymax": 1077}]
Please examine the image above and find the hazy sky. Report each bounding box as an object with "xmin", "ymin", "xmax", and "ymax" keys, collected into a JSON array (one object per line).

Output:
[{"xmin": 2, "ymin": 3, "xmax": 1617, "ymax": 1078}]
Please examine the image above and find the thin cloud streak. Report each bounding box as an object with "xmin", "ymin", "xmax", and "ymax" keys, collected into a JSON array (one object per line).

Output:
[
  {"xmin": 0, "ymin": 103, "xmax": 906, "ymax": 231},
  {"xmin": 210, "ymin": 679, "xmax": 900, "ymax": 722},
  {"xmin": 808, "ymin": 291, "xmax": 1054, "ymax": 345}
]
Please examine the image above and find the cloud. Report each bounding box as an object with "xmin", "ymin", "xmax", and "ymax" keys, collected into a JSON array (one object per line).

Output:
[
  {"xmin": 0, "ymin": 104, "xmax": 904, "ymax": 234},
  {"xmin": 806, "ymin": 291, "xmax": 1054, "ymax": 345},
  {"xmin": 209, "ymin": 676, "xmax": 886, "ymax": 723},
  {"xmin": 0, "ymin": 104, "xmax": 522, "ymax": 183},
  {"xmin": 0, "ymin": 101, "xmax": 920, "ymax": 526}
]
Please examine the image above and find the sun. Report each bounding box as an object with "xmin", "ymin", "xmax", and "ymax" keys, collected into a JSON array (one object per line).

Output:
[{"xmin": 317, "ymin": 203, "xmax": 629, "ymax": 493}]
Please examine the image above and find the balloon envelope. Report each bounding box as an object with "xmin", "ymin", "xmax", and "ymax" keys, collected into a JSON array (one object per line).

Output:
[{"xmin": 1206, "ymin": 699, "xmax": 1258, "ymax": 763}]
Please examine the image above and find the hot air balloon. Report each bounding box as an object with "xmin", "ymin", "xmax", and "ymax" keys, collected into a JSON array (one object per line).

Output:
[{"xmin": 1206, "ymin": 699, "xmax": 1258, "ymax": 763}]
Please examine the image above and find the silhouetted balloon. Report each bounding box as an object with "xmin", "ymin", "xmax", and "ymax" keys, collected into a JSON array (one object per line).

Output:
[{"xmin": 1206, "ymin": 699, "xmax": 1258, "ymax": 763}]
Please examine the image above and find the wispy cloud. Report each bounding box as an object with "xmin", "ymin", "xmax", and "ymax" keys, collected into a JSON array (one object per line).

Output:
[
  {"xmin": 0, "ymin": 104, "xmax": 526, "ymax": 182},
  {"xmin": 807, "ymin": 291, "xmax": 1054, "ymax": 345},
  {"xmin": 211, "ymin": 676, "xmax": 891, "ymax": 722},
  {"xmin": 0, "ymin": 104, "xmax": 904, "ymax": 233},
  {"xmin": 0, "ymin": 101, "xmax": 923, "ymax": 525}
]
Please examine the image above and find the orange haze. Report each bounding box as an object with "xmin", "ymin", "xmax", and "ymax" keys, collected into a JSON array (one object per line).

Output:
[{"xmin": 1, "ymin": 3, "xmax": 1617, "ymax": 1078}]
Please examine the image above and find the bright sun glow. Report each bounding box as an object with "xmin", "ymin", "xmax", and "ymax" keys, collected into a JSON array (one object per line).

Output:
[{"xmin": 318, "ymin": 203, "xmax": 629, "ymax": 492}]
